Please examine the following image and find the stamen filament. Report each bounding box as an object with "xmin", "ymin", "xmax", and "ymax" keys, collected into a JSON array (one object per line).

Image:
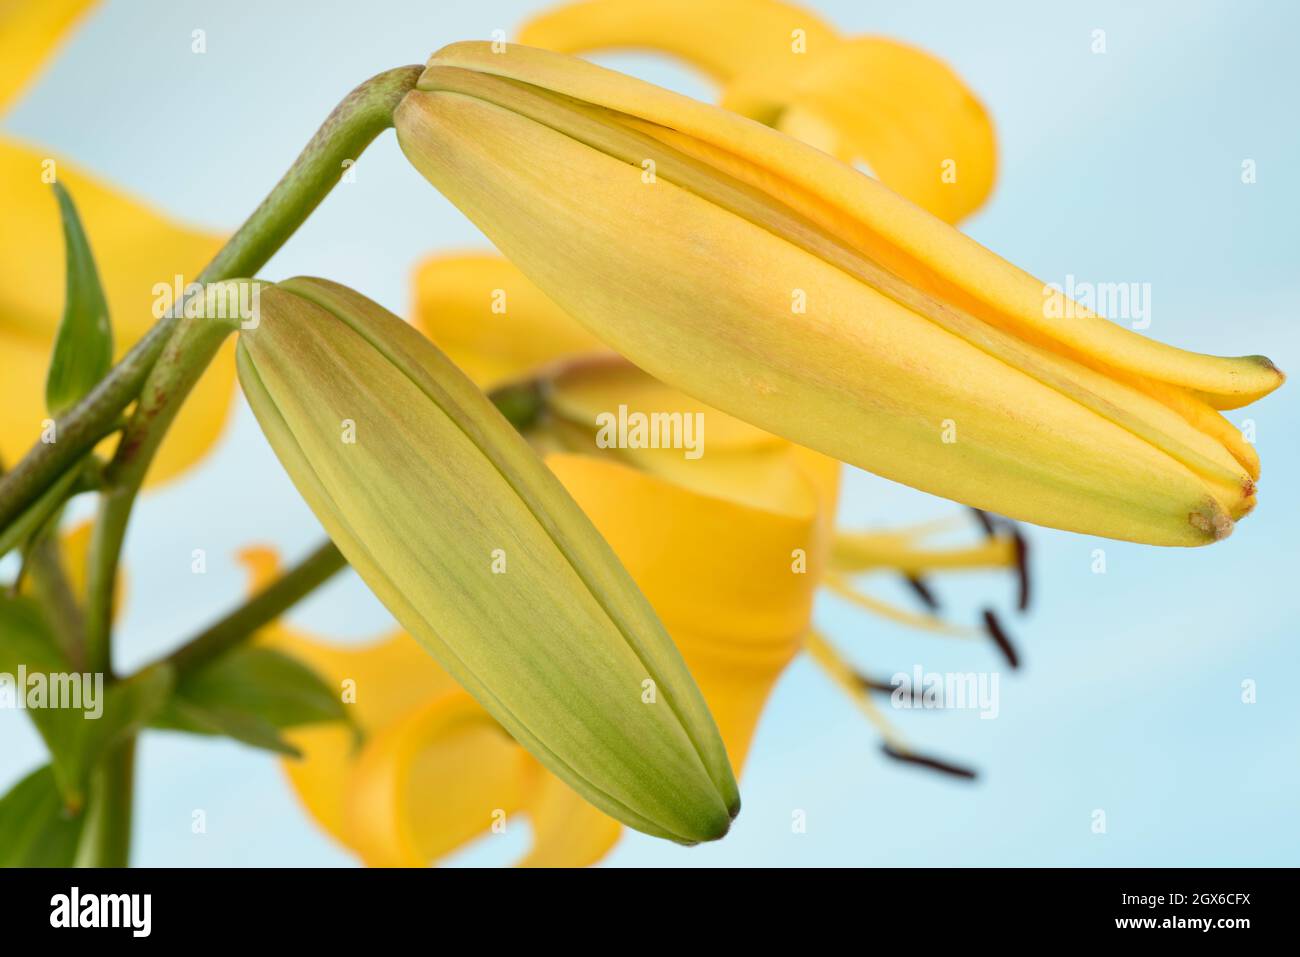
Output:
[
  {"xmin": 824, "ymin": 573, "xmax": 974, "ymax": 637},
  {"xmin": 805, "ymin": 630, "xmax": 905, "ymax": 748}
]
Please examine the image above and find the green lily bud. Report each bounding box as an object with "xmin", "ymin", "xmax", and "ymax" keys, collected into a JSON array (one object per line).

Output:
[{"xmin": 236, "ymin": 277, "xmax": 738, "ymax": 843}]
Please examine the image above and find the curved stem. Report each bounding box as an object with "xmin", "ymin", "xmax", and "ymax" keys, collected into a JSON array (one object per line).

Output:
[
  {"xmin": 81, "ymin": 64, "xmax": 422, "ymax": 677},
  {"xmin": 165, "ymin": 540, "xmax": 346, "ymax": 677},
  {"xmin": 198, "ymin": 64, "xmax": 424, "ymax": 283},
  {"xmin": 25, "ymin": 535, "xmax": 85, "ymax": 670},
  {"xmin": 67, "ymin": 63, "xmax": 422, "ymax": 866},
  {"xmin": 72, "ymin": 738, "xmax": 136, "ymax": 868},
  {"xmin": 0, "ymin": 64, "xmax": 423, "ymax": 539},
  {"xmin": 0, "ymin": 340, "xmax": 154, "ymax": 534},
  {"xmin": 84, "ymin": 312, "xmax": 238, "ymax": 674}
]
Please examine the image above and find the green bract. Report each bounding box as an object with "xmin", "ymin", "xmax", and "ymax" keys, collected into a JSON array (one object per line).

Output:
[
  {"xmin": 235, "ymin": 277, "xmax": 739, "ymax": 843},
  {"xmin": 45, "ymin": 182, "xmax": 113, "ymax": 418}
]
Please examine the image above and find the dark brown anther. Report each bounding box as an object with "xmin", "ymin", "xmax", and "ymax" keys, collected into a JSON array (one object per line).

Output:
[
  {"xmin": 902, "ymin": 574, "xmax": 940, "ymax": 611},
  {"xmin": 970, "ymin": 508, "xmax": 996, "ymax": 537},
  {"xmin": 1010, "ymin": 526, "xmax": 1030, "ymax": 611},
  {"xmin": 882, "ymin": 744, "xmax": 977, "ymax": 780},
  {"xmin": 982, "ymin": 608, "xmax": 1020, "ymax": 669},
  {"xmin": 854, "ymin": 671, "xmax": 901, "ymax": 695}
]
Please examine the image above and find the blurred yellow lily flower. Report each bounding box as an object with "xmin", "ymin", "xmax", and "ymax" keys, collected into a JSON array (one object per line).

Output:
[
  {"xmin": 258, "ymin": 253, "xmax": 1025, "ymax": 867},
  {"xmin": 0, "ymin": 0, "xmax": 233, "ymax": 487},
  {"xmin": 518, "ymin": 0, "xmax": 997, "ymax": 223}
]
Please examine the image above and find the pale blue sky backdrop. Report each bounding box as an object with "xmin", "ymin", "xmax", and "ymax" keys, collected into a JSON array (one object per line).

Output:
[{"xmin": 2, "ymin": 0, "xmax": 1296, "ymax": 865}]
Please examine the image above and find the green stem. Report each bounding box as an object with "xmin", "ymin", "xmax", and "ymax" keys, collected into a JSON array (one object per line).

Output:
[
  {"xmin": 488, "ymin": 379, "xmax": 548, "ymax": 432},
  {"xmin": 198, "ymin": 65, "xmax": 424, "ymax": 283},
  {"xmin": 84, "ymin": 313, "xmax": 238, "ymax": 675},
  {"xmin": 0, "ymin": 64, "xmax": 423, "ymax": 539},
  {"xmin": 25, "ymin": 534, "xmax": 85, "ymax": 670},
  {"xmin": 72, "ymin": 738, "xmax": 136, "ymax": 868},
  {"xmin": 81, "ymin": 64, "xmax": 422, "ymax": 678},
  {"xmin": 68, "ymin": 63, "xmax": 422, "ymax": 866},
  {"xmin": 0, "ymin": 325, "xmax": 175, "ymax": 535},
  {"xmin": 165, "ymin": 540, "xmax": 346, "ymax": 677}
]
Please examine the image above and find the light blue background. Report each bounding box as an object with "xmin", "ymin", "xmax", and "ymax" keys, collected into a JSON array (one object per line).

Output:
[{"xmin": 2, "ymin": 0, "xmax": 1296, "ymax": 866}]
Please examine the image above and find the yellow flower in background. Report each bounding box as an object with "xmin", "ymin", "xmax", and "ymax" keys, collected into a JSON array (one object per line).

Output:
[
  {"xmin": 0, "ymin": 0, "xmax": 94, "ymax": 110},
  {"xmin": 518, "ymin": 0, "xmax": 997, "ymax": 223},
  {"xmin": 257, "ymin": 253, "xmax": 1025, "ymax": 868},
  {"xmin": 240, "ymin": 547, "xmax": 620, "ymax": 868},
  {"xmin": 409, "ymin": 254, "xmax": 610, "ymax": 387},
  {"xmin": 540, "ymin": 360, "xmax": 842, "ymax": 771},
  {"xmin": 394, "ymin": 42, "xmax": 1281, "ymax": 546},
  {"xmin": 0, "ymin": 0, "xmax": 233, "ymax": 487}
]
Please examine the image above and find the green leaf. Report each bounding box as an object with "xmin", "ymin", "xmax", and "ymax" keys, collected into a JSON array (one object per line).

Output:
[
  {"xmin": 0, "ymin": 594, "xmax": 67, "ymax": 672},
  {"xmin": 45, "ymin": 181, "xmax": 113, "ymax": 417},
  {"xmin": 0, "ymin": 463, "xmax": 80, "ymax": 560},
  {"xmin": 0, "ymin": 597, "xmax": 72, "ymax": 794},
  {"xmin": 155, "ymin": 698, "xmax": 303, "ymax": 756},
  {"xmin": 0, "ymin": 765, "xmax": 84, "ymax": 867},
  {"xmin": 0, "ymin": 600, "xmax": 173, "ymax": 808},
  {"xmin": 54, "ymin": 665, "xmax": 174, "ymax": 806},
  {"xmin": 152, "ymin": 646, "xmax": 350, "ymax": 756}
]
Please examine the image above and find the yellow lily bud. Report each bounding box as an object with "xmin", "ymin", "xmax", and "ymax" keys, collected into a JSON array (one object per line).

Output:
[
  {"xmin": 235, "ymin": 276, "xmax": 739, "ymax": 844},
  {"xmin": 518, "ymin": 0, "xmax": 998, "ymax": 223},
  {"xmin": 393, "ymin": 42, "xmax": 1283, "ymax": 546}
]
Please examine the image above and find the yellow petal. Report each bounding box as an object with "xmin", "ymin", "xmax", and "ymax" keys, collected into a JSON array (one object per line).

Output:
[
  {"xmin": 517, "ymin": 0, "xmax": 838, "ymax": 86},
  {"xmin": 274, "ymin": 632, "xmax": 456, "ymax": 847},
  {"xmin": 243, "ymin": 546, "xmax": 461, "ymax": 734},
  {"xmin": 410, "ymin": 252, "xmax": 608, "ymax": 388},
  {"xmin": 738, "ymin": 36, "xmax": 997, "ymax": 224},
  {"xmin": 544, "ymin": 358, "xmax": 822, "ymax": 515},
  {"xmin": 0, "ymin": 333, "xmax": 52, "ymax": 462},
  {"xmin": 421, "ymin": 43, "xmax": 1279, "ymax": 408},
  {"xmin": 831, "ymin": 526, "xmax": 1016, "ymax": 575},
  {"xmin": 236, "ymin": 548, "xmax": 460, "ymax": 848},
  {"xmin": 57, "ymin": 519, "xmax": 96, "ymax": 603},
  {"xmin": 518, "ymin": 766, "xmax": 623, "ymax": 867},
  {"xmin": 548, "ymin": 356, "xmax": 781, "ymax": 454},
  {"xmin": 343, "ymin": 690, "xmax": 531, "ymax": 867},
  {"xmin": 537, "ymin": 361, "xmax": 840, "ymax": 769},
  {"xmin": 0, "ymin": 138, "xmax": 231, "ymax": 487},
  {"xmin": 271, "ymin": 622, "xmax": 520, "ymax": 863},
  {"xmin": 546, "ymin": 449, "xmax": 827, "ymax": 769},
  {"xmin": 520, "ymin": 4, "xmax": 992, "ymax": 222},
  {"xmin": 0, "ymin": 0, "xmax": 97, "ymax": 112},
  {"xmin": 249, "ymin": 550, "xmax": 621, "ymax": 868}
]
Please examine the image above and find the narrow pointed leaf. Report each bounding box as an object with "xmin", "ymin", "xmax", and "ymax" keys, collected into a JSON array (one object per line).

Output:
[
  {"xmin": 0, "ymin": 766, "xmax": 84, "ymax": 867},
  {"xmin": 45, "ymin": 181, "xmax": 113, "ymax": 416},
  {"xmin": 152, "ymin": 646, "xmax": 350, "ymax": 756},
  {"xmin": 46, "ymin": 665, "xmax": 173, "ymax": 808}
]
